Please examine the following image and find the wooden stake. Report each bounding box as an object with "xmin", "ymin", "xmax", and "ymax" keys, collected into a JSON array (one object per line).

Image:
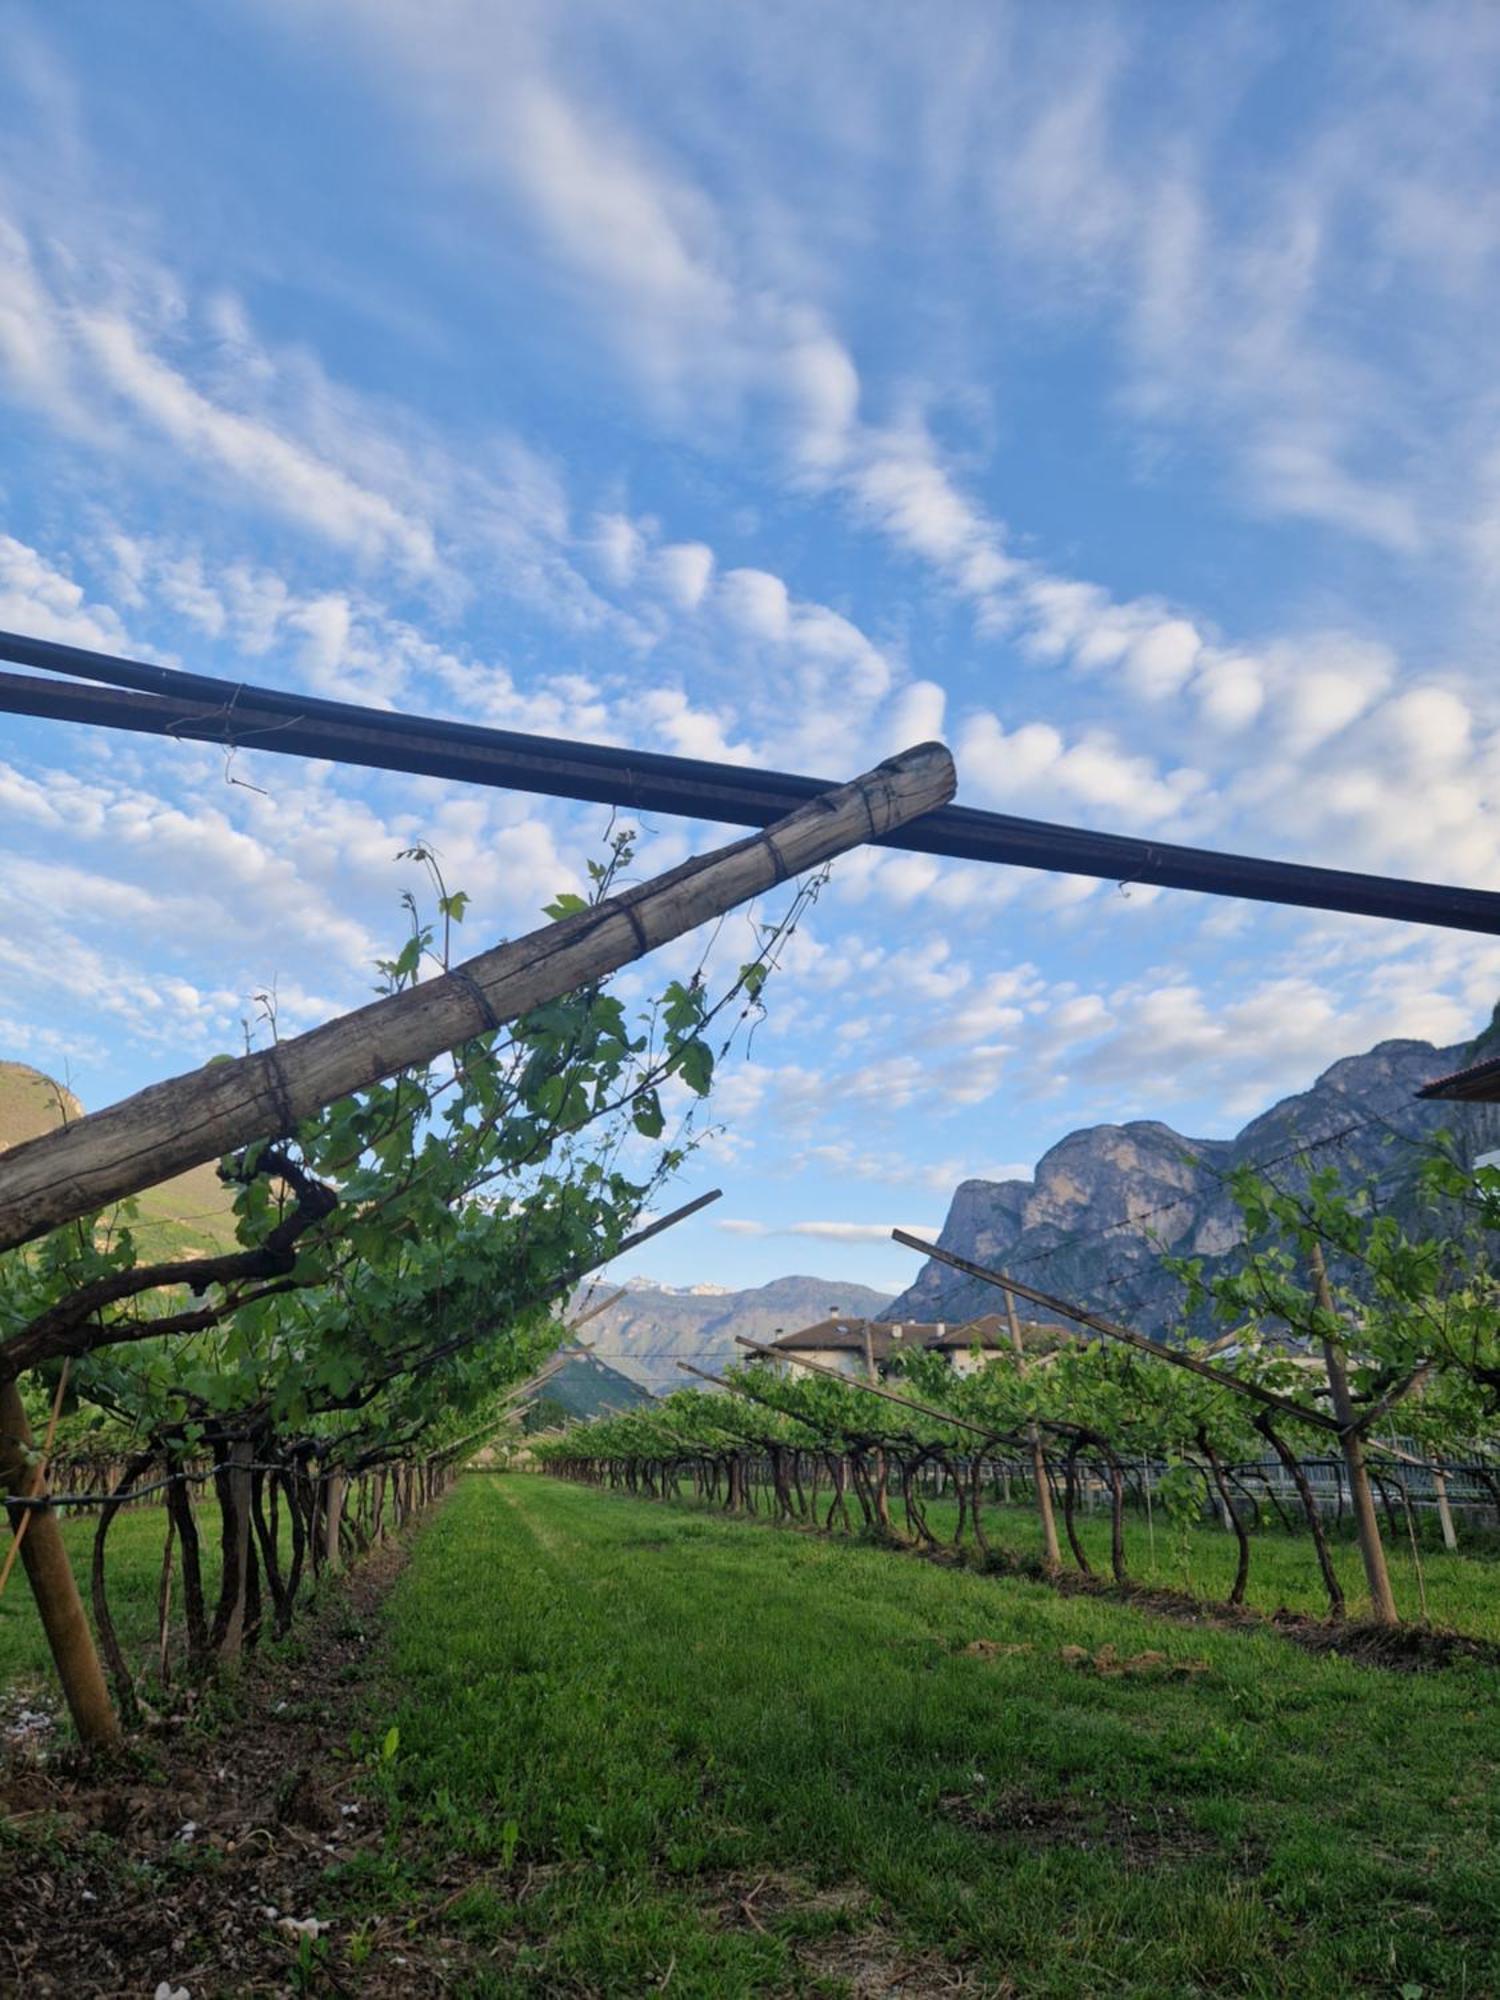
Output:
[
  {"xmin": 1004, "ymin": 1290, "xmax": 1061, "ymax": 1571},
  {"xmin": 860, "ymin": 1323, "xmax": 878, "ymax": 1386},
  {"xmin": 156, "ymin": 1510, "xmax": 176, "ymax": 1688},
  {"xmin": 0, "ymin": 1376, "xmax": 119, "ymax": 1746},
  {"xmin": 322, "ymin": 1469, "xmax": 347, "ymax": 1573},
  {"xmin": 1431, "ymin": 1459, "xmax": 1459, "ymax": 1552},
  {"xmin": 1310, "ymin": 1243, "xmax": 1399, "ymax": 1625},
  {"xmin": 0, "ymin": 743, "xmax": 955, "ymax": 1252},
  {"xmin": 0, "ymin": 1359, "xmax": 68, "ymax": 1602},
  {"xmin": 213, "ymin": 1438, "xmax": 257, "ymax": 1660}
]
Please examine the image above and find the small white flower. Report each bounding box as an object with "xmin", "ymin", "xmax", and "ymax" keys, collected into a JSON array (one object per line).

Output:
[
  {"xmin": 174, "ymin": 1821, "xmax": 197, "ymax": 1844},
  {"xmin": 339, "ymin": 1802, "xmax": 360, "ymax": 1817}
]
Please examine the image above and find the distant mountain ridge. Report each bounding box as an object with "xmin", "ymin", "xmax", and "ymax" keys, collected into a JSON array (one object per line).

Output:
[
  {"xmin": 889, "ymin": 1027, "xmax": 1500, "ymax": 1333},
  {"xmin": 570, "ymin": 1273, "xmax": 895, "ymax": 1395},
  {"xmin": 530, "ymin": 1352, "xmax": 657, "ymax": 1423}
]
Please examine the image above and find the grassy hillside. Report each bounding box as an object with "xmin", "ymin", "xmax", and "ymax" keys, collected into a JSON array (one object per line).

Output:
[
  {"xmin": 0, "ymin": 1059, "xmax": 85, "ymax": 1148},
  {"xmin": 0, "ymin": 1059, "xmax": 239, "ymax": 1258},
  {"xmin": 535, "ymin": 1352, "xmax": 657, "ymax": 1423}
]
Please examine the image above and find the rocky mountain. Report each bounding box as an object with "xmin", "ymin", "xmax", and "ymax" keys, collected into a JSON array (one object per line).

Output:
[
  {"xmin": 889, "ymin": 1026, "xmax": 1500, "ymax": 1334},
  {"xmin": 569, "ymin": 1274, "xmax": 895, "ymax": 1395}
]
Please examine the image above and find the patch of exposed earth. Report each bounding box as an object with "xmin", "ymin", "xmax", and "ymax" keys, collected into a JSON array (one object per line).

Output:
[
  {"xmin": 704, "ymin": 1871, "xmax": 996, "ymax": 1996},
  {"xmin": 0, "ymin": 1533, "xmax": 474, "ymax": 1998}
]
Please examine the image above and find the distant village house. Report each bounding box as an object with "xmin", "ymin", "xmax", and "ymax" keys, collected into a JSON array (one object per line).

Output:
[{"xmin": 766, "ymin": 1311, "xmax": 1051, "ymax": 1379}]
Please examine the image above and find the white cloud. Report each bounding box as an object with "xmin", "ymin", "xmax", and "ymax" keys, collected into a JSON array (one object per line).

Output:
[
  {"xmin": 75, "ymin": 310, "xmax": 438, "ymax": 572},
  {"xmin": 593, "ymin": 512, "xmax": 645, "ymax": 587},
  {"xmin": 654, "ymin": 540, "xmax": 714, "ymax": 609},
  {"xmin": 0, "ymin": 216, "xmax": 80, "ymax": 424},
  {"xmin": 716, "ymin": 1218, "xmax": 938, "ymax": 1244},
  {"xmin": 719, "ymin": 567, "xmax": 790, "ymax": 641},
  {"xmin": 1246, "ymin": 429, "xmax": 1423, "ymax": 555},
  {"xmin": 0, "ymin": 533, "xmax": 129, "ymax": 650},
  {"xmin": 957, "ymin": 712, "xmax": 1205, "ymax": 827}
]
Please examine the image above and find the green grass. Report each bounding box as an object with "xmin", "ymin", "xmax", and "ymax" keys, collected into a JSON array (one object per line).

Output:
[
  {"xmin": 907, "ymin": 1486, "xmax": 1500, "ymax": 1638},
  {"xmin": 349, "ymin": 1475, "xmax": 1500, "ymax": 1997},
  {"xmin": 1, "ymin": 1500, "xmax": 282, "ymax": 1708}
]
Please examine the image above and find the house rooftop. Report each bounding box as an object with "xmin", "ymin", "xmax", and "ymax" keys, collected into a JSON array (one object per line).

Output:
[
  {"xmin": 769, "ymin": 1318, "xmax": 936, "ymax": 1358},
  {"xmin": 924, "ymin": 1314, "xmax": 1010, "ymax": 1349},
  {"xmin": 1416, "ymin": 1052, "xmax": 1500, "ymax": 1103},
  {"xmin": 768, "ymin": 1313, "xmax": 1055, "ymax": 1360}
]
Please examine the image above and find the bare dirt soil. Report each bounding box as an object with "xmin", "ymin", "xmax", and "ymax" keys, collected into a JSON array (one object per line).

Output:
[{"xmin": 0, "ymin": 1531, "xmax": 468, "ymax": 1998}]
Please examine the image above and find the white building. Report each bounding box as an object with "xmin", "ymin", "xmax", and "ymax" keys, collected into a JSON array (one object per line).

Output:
[{"xmin": 766, "ymin": 1312, "xmax": 1051, "ymax": 1378}]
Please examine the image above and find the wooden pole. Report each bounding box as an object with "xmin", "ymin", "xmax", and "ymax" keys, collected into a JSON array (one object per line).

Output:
[
  {"xmin": 1346, "ymin": 1364, "xmax": 1433, "ymax": 1438},
  {"xmin": 214, "ymin": 1438, "xmax": 256, "ymax": 1659},
  {"xmin": 892, "ymin": 1232, "xmax": 1340, "ymax": 1435},
  {"xmin": 1430, "ymin": 1459, "xmax": 1459, "ymax": 1552},
  {"xmin": 0, "ymin": 1377, "xmax": 120, "ymax": 1746},
  {"xmin": 1004, "ymin": 1291, "xmax": 1061, "ymax": 1571},
  {"xmin": 392, "ymin": 1190, "xmax": 721, "ymax": 1400},
  {"xmin": 562, "ymin": 1190, "xmax": 721, "ymax": 1281},
  {"xmin": 566, "ymin": 1288, "xmax": 628, "ymax": 1333},
  {"xmin": 1309, "ymin": 1243, "xmax": 1399, "ymax": 1625},
  {"xmin": 322, "ymin": 1469, "xmax": 347, "ymax": 1573},
  {"xmin": 0, "ymin": 743, "xmax": 955, "ymax": 1252}
]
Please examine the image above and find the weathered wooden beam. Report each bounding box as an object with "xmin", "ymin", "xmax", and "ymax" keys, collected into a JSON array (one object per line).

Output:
[
  {"xmin": 680, "ymin": 1356, "xmax": 924, "ymax": 1447},
  {"xmin": 891, "ymin": 1231, "xmax": 1341, "ymax": 1434},
  {"xmin": 676, "ymin": 1360, "xmax": 733, "ymax": 1390},
  {"xmin": 496, "ymin": 1349, "xmax": 579, "ymax": 1410},
  {"xmin": 565, "ymin": 1288, "xmax": 627, "ymax": 1333},
  {"xmin": 673, "ymin": 1362, "xmax": 786, "ymax": 1433},
  {"xmin": 0, "ymin": 743, "xmax": 953, "ymax": 1253},
  {"xmin": 1, "ymin": 1377, "xmax": 120, "ymax": 1746}
]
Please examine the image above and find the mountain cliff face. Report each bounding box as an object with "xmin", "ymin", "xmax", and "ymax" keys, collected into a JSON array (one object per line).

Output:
[
  {"xmin": 570, "ymin": 1275, "xmax": 894, "ymax": 1395},
  {"xmin": 889, "ymin": 1033, "xmax": 1500, "ymax": 1332}
]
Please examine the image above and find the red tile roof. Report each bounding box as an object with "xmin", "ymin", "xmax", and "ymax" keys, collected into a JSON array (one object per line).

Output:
[
  {"xmin": 1416, "ymin": 1053, "xmax": 1500, "ymax": 1103},
  {"xmin": 768, "ymin": 1313, "xmax": 1050, "ymax": 1358}
]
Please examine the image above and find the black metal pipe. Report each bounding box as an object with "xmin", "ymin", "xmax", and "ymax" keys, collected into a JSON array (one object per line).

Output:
[{"xmin": 4, "ymin": 626, "xmax": 1500, "ymax": 934}]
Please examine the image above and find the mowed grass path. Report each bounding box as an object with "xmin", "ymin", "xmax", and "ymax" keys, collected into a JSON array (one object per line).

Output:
[{"xmin": 360, "ymin": 1475, "xmax": 1500, "ymax": 1997}]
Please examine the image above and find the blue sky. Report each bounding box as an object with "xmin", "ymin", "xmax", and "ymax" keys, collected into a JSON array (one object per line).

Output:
[{"xmin": 2, "ymin": 1, "xmax": 1499, "ymax": 1294}]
